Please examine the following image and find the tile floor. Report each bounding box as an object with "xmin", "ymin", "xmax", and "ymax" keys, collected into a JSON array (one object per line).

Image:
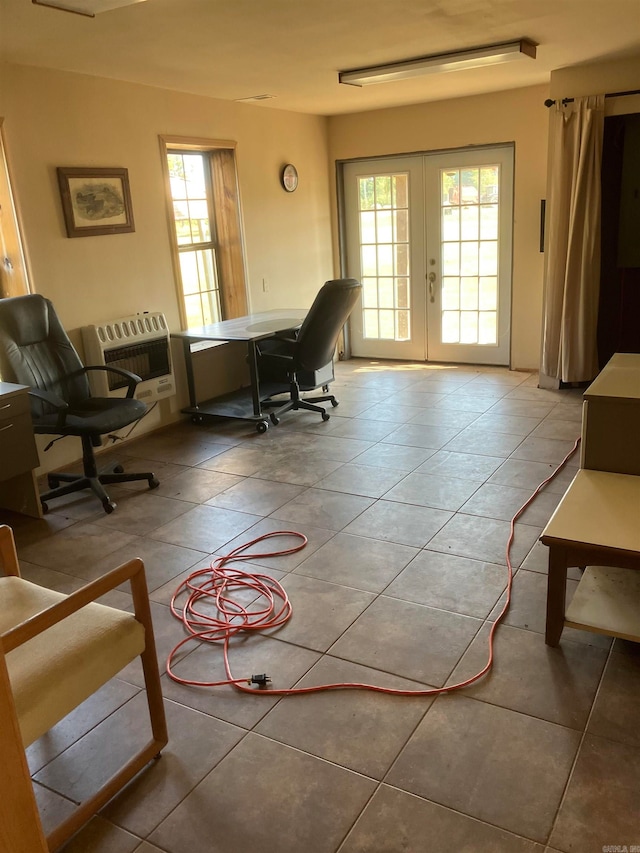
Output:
[{"xmin": 4, "ymin": 359, "xmax": 640, "ymax": 853}]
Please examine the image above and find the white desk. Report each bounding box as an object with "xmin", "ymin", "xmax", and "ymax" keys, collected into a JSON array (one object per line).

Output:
[{"xmin": 172, "ymin": 310, "xmax": 306, "ymax": 433}]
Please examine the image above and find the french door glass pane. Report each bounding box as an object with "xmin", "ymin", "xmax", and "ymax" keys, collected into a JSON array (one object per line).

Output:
[
  {"xmin": 443, "ymin": 243, "xmax": 459, "ymax": 275},
  {"xmin": 461, "ymin": 242, "xmax": 479, "ymax": 276},
  {"xmin": 442, "ymin": 277, "xmax": 459, "ymax": 310},
  {"xmin": 480, "ymin": 205, "xmax": 498, "ymax": 239},
  {"xmin": 361, "ymin": 244, "xmax": 377, "ymax": 276},
  {"xmin": 360, "ymin": 211, "xmax": 376, "ymax": 242},
  {"xmin": 363, "ymin": 277, "xmax": 378, "ymax": 308},
  {"xmin": 460, "ymin": 206, "xmax": 478, "ymax": 239},
  {"xmin": 461, "ymin": 278, "xmax": 479, "ymax": 310},
  {"xmin": 439, "ymin": 164, "xmax": 500, "ymax": 346},
  {"xmin": 357, "ymin": 173, "xmax": 411, "ymax": 341},
  {"xmin": 479, "ymin": 311, "xmax": 497, "ymax": 344},
  {"xmin": 442, "ymin": 311, "xmax": 459, "ymax": 342},
  {"xmin": 396, "ymin": 277, "xmax": 409, "ymax": 309},
  {"xmin": 379, "ymin": 309, "xmax": 395, "ymax": 339},
  {"xmin": 364, "ymin": 309, "xmax": 379, "ymax": 338},
  {"xmin": 460, "ymin": 311, "xmax": 478, "ymax": 343},
  {"xmin": 377, "ymin": 244, "xmax": 393, "ymax": 275},
  {"xmin": 396, "ymin": 310, "xmax": 410, "ymax": 340},
  {"xmin": 376, "ymin": 210, "xmax": 393, "ymax": 242},
  {"xmin": 379, "ymin": 278, "xmax": 394, "ymax": 309},
  {"xmin": 442, "ymin": 208, "xmax": 459, "ymax": 241},
  {"xmin": 394, "ymin": 209, "xmax": 408, "ymax": 241},
  {"xmin": 479, "ymin": 276, "xmax": 497, "ymax": 310}
]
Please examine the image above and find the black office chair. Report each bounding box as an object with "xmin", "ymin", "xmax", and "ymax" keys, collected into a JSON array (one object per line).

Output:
[
  {"xmin": 257, "ymin": 278, "xmax": 362, "ymax": 425},
  {"xmin": 0, "ymin": 294, "xmax": 159, "ymax": 514}
]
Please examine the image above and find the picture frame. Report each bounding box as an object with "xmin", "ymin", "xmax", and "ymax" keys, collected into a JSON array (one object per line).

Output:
[{"xmin": 57, "ymin": 167, "xmax": 135, "ymax": 237}]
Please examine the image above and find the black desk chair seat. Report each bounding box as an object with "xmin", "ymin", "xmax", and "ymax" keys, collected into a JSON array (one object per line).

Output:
[
  {"xmin": 0, "ymin": 294, "xmax": 159, "ymax": 514},
  {"xmin": 257, "ymin": 278, "xmax": 362, "ymax": 425}
]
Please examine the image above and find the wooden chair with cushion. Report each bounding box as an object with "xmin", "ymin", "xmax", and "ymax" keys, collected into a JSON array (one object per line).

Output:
[{"xmin": 0, "ymin": 524, "xmax": 168, "ymax": 852}]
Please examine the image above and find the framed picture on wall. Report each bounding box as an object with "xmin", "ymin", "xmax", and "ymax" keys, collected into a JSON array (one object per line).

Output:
[{"xmin": 57, "ymin": 167, "xmax": 135, "ymax": 237}]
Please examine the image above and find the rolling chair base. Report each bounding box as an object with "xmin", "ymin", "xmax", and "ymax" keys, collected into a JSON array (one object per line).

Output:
[
  {"xmin": 41, "ymin": 436, "xmax": 159, "ymax": 514},
  {"xmin": 262, "ymin": 384, "xmax": 339, "ymax": 425}
]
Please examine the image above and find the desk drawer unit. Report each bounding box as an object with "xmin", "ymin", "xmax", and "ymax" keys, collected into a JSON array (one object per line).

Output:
[{"xmin": 0, "ymin": 393, "xmax": 39, "ymax": 483}]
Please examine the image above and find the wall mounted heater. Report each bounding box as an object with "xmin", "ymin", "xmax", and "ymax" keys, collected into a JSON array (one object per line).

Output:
[{"xmin": 82, "ymin": 312, "xmax": 176, "ymax": 403}]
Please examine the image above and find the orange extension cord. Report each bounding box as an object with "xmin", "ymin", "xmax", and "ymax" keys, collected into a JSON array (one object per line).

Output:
[{"xmin": 167, "ymin": 437, "xmax": 581, "ymax": 697}]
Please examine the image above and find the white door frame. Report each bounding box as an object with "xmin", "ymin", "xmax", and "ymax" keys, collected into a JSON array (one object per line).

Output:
[{"xmin": 339, "ymin": 144, "xmax": 514, "ymax": 366}]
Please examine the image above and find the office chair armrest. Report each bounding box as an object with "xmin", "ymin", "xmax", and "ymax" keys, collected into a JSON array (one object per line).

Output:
[
  {"xmin": 1, "ymin": 557, "xmax": 147, "ymax": 653},
  {"xmin": 28, "ymin": 388, "xmax": 69, "ymax": 429},
  {"xmin": 83, "ymin": 365, "xmax": 142, "ymax": 399}
]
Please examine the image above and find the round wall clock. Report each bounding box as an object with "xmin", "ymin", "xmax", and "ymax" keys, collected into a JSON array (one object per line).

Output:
[{"xmin": 281, "ymin": 164, "xmax": 298, "ymax": 192}]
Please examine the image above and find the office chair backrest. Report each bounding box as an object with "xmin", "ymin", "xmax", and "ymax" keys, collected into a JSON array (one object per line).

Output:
[
  {"xmin": 295, "ymin": 278, "xmax": 362, "ymax": 372},
  {"xmin": 0, "ymin": 294, "xmax": 91, "ymax": 415}
]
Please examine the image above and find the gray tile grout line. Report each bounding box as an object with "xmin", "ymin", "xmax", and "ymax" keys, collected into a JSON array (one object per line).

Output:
[
  {"xmin": 543, "ymin": 636, "xmax": 617, "ymax": 849},
  {"xmin": 11, "ymin": 364, "xmax": 608, "ymax": 849}
]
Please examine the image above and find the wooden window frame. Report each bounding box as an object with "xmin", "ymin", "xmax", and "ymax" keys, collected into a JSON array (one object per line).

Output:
[
  {"xmin": 159, "ymin": 136, "xmax": 248, "ymax": 328},
  {"xmin": 0, "ymin": 119, "xmax": 31, "ymax": 299}
]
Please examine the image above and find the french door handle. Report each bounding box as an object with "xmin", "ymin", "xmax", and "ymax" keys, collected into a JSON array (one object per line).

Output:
[{"xmin": 428, "ymin": 271, "xmax": 436, "ymax": 302}]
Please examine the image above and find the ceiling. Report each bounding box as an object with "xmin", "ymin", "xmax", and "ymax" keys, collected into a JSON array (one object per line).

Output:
[{"xmin": 1, "ymin": 0, "xmax": 639, "ymax": 115}]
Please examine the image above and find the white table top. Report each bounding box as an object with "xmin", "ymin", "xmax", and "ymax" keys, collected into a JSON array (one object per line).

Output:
[
  {"xmin": 0, "ymin": 382, "xmax": 29, "ymax": 398},
  {"xmin": 584, "ymin": 352, "xmax": 640, "ymax": 403},
  {"xmin": 541, "ymin": 469, "xmax": 640, "ymax": 554},
  {"xmin": 173, "ymin": 309, "xmax": 307, "ymax": 342}
]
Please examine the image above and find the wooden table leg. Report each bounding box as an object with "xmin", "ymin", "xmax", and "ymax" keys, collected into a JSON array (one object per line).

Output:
[{"xmin": 545, "ymin": 545, "xmax": 568, "ymax": 646}]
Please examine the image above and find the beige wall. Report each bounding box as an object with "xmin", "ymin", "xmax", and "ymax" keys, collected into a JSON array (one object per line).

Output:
[
  {"xmin": 550, "ymin": 56, "xmax": 640, "ymax": 102},
  {"xmin": 328, "ymin": 85, "xmax": 550, "ymax": 370},
  {"xmin": 0, "ymin": 62, "xmax": 334, "ymax": 471},
  {"xmin": 549, "ymin": 55, "xmax": 640, "ymax": 118}
]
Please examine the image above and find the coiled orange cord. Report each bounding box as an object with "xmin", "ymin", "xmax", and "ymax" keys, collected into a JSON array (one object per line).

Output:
[{"xmin": 167, "ymin": 437, "xmax": 580, "ymax": 697}]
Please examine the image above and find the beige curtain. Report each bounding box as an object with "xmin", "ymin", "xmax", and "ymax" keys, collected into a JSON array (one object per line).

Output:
[{"xmin": 541, "ymin": 95, "xmax": 605, "ymax": 383}]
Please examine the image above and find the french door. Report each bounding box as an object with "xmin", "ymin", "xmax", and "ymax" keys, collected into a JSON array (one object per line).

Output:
[{"xmin": 343, "ymin": 145, "xmax": 514, "ymax": 365}]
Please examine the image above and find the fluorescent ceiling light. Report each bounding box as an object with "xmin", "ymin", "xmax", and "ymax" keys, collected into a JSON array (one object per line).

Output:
[
  {"xmin": 234, "ymin": 94, "xmax": 277, "ymax": 103},
  {"xmin": 32, "ymin": 0, "xmax": 147, "ymax": 17},
  {"xmin": 339, "ymin": 39, "xmax": 537, "ymax": 87}
]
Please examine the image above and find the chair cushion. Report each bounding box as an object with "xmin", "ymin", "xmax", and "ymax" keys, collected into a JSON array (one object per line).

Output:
[
  {"xmin": 0, "ymin": 577, "xmax": 145, "ymax": 747},
  {"xmin": 34, "ymin": 396, "xmax": 148, "ymax": 436}
]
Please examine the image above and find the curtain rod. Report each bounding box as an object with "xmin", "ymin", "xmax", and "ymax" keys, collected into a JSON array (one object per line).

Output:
[{"xmin": 544, "ymin": 89, "xmax": 640, "ymax": 108}]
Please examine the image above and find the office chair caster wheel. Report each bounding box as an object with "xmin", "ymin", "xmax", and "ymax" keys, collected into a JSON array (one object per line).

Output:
[
  {"xmin": 149, "ymin": 477, "xmax": 160, "ymax": 489},
  {"xmin": 322, "ymin": 411, "xmax": 331, "ymax": 421},
  {"xmin": 41, "ymin": 502, "xmax": 49, "ymax": 515},
  {"xmin": 331, "ymin": 399, "xmax": 339, "ymax": 407},
  {"xmin": 102, "ymin": 499, "xmax": 116, "ymax": 514},
  {"xmin": 113, "ymin": 465, "xmax": 124, "ymax": 474},
  {"xmin": 48, "ymin": 474, "xmax": 60, "ymax": 488},
  {"xmin": 256, "ymin": 420, "xmax": 269, "ymax": 434},
  {"xmin": 269, "ymin": 413, "xmax": 280, "ymax": 426}
]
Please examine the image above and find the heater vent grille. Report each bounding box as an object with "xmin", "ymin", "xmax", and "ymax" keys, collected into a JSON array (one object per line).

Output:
[{"xmin": 82, "ymin": 312, "xmax": 175, "ymax": 403}]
